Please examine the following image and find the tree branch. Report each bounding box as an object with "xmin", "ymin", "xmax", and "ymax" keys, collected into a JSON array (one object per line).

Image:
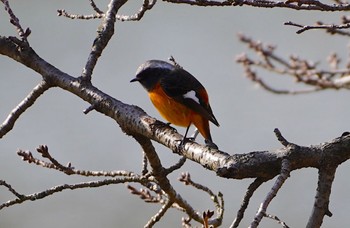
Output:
[
  {"xmin": 0, "ymin": 177, "xmax": 147, "ymax": 210},
  {"xmin": 230, "ymin": 178, "xmax": 265, "ymax": 228},
  {"xmin": 1, "ymin": 32, "xmax": 350, "ymax": 186},
  {"xmin": 307, "ymin": 162, "xmax": 338, "ymax": 227},
  {"xmin": 17, "ymin": 145, "xmax": 136, "ymax": 177},
  {"xmin": 285, "ymin": 19, "xmax": 350, "ymax": 36},
  {"xmin": 145, "ymin": 199, "xmax": 173, "ymax": 227},
  {"xmin": 132, "ymin": 135, "xmax": 210, "ymax": 226},
  {"xmin": 237, "ymin": 34, "xmax": 350, "ymax": 94},
  {"xmin": 0, "ymin": 80, "xmax": 51, "ymax": 138},
  {"xmin": 1, "ymin": 0, "xmax": 31, "ymax": 41},
  {"xmin": 80, "ymin": 0, "xmax": 128, "ymax": 82},
  {"xmin": 2, "ymin": 2, "xmax": 350, "ymax": 227},
  {"xmin": 164, "ymin": 0, "xmax": 350, "ymax": 11},
  {"xmin": 116, "ymin": 0, "xmax": 157, "ymax": 21},
  {"xmin": 250, "ymin": 159, "xmax": 291, "ymax": 228}
]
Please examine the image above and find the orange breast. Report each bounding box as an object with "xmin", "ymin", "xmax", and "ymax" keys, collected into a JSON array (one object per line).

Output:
[
  {"xmin": 148, "ymin": 83, "xmax": 211, "ymax": 140},
  {"xmin": 149, "ymin": 84, "xmax": 191, "ymax": 127}
]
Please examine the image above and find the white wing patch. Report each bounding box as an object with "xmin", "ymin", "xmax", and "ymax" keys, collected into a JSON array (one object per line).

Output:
[{"xmin": 183, "ymin": 90, "xmax": 200, "ymax": 104}]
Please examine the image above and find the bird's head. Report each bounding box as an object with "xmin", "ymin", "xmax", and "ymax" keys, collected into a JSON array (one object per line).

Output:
[{"xmin": 130, "ymin": 60, "xmax": 175, "ymax": 91}]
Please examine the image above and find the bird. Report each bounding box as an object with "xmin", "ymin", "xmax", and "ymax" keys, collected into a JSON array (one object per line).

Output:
[{"xmin": 130, "ymin": 59, "xmax": 219, "ymax": 148}]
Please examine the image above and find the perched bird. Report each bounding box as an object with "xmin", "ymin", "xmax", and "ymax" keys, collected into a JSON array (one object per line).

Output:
[{"xmin": 130, "ymin": 60, "xmax": 219, "ymax": 147}]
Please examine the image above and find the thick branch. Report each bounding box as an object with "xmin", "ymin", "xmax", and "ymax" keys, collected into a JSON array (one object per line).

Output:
[
  {"xmin": 80, "ymin": 0, "xmax": 128, "ymax": 82},
  {"xmin": 307, "ymin": 164, "xmax": 337, "ymax": 227},
  {"xmin": 132, "ymin": 135, "xmax": 211, "ymax": 226},
  {"xmin": 2, "ymin": 35, "xmax": 350, "ymax": 183}
]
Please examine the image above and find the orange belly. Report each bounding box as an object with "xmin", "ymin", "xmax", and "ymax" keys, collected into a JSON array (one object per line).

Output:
[
  {"xmin": 149, "ymin": 88, "xmax": 191, "ymax": 127},
  {"xmin": 148, "ymin": 85, "xmax": 211, "ymax": 140}
]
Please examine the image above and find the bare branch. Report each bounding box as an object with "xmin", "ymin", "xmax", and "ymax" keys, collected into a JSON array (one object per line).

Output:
[
  {"xmin": 17, "ymin": 146, "xmax": 136, "ymax": 177},
  {"xmin": 230, "ymin": 178, "xmax": 265, "ymax": 228},
  {"xmin": 164, "ymin": 156, "xmax": 186, "ymax": 174},
  {"xmin": 145, "ymin": 199, "xmax": 174, "ymax": 227},
  {"xmin": 1, "ymin": 0, "xmax": 31, "ymax": 41},
  {"xmin": 127, "ymin": 185, "xmax": 165, "ymax": 203},
  {"xmin": 142, "ymin": 152, "xmax": 149, "ymax": 175},
  {"xmin": 57, "ymin": 9, "xmax": 103, "ymax": 20},
  {"xmin": 57, "ymin": 0, "xmax": 104, "ymax": 19},
  {"xmin": 89, "ymin": 0, "xmax": 104, "ymax": 14},
  {"xmin": 2, "ymin": 4, "xmax": 350, "ymax": 226},
  {"xmin": 58, "ymin": 0, "xmax": 156, "ymax": 21},
  {"xmin": 285, "ymin": 20, "xmax": 350, "ymax": 35},
  {"xmin": 116, "ymin": 0, "xmax": 157, "ymax": 21},
  {"xmin": 237, "ymin": 34, "xmax": 350, "ymax": 94},
  {"xmin": 0, "ymin": 180, "xmax": 25, "ymax": 199},
  {"xmin": 0, "ymin": 177, "xmax": 145, "ymax": 210},
  {"xmin": 164, "ymin": 0, "xmax": 350, "ymax": 11},
  {"xmin": 265, "ymin": 213, "xmax": 290, "ymax": 228},
  {"xmin": 307, "ymin": 164, "xmax": 337, "ymax": 227},
  {"xmin": 274, "ymin": 128, "xmax": 291, "ymax": 147},
  {"xmin": 132, "ymin": 135, "xmax": 207, "ymax": 226},
  {"xmin": 250, "ymin": 159, "xmax": 291, "ymax": 228},
  {"xmin": 178, "ymin": 172, "xmax": 224, "ymax": 225},
  {"xmin": 81, "ymin": 0, "xmax": 128, "ymax": 82},
  {"xmin": 0, "ymin": 80, "xmax": 51, "ymax": 138}
]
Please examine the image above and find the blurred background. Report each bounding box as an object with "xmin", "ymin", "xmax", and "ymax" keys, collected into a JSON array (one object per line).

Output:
[{"xmin": 1, "ymin": 1, "xmax": 349, "ymax": 227}]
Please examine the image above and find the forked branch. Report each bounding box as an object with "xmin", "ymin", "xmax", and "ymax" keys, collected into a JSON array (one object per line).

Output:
[{"xmin": 237, "ymin": 34, "xmax": 350, "ymax": 94}]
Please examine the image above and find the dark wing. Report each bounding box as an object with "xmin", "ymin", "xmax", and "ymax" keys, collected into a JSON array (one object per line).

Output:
[{"xmin": 160, "ymin": 68, "xmax": 219, "ymax": 126}]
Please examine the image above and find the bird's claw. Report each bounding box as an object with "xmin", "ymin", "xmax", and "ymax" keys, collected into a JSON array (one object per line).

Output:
[{"xmin": 205, "ymin": 139, "xmax": 219, "ymax": 149}]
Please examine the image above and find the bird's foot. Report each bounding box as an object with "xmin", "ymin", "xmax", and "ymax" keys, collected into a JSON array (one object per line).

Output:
[{"xmin": 205, "ymin": 139, "xmax": 219, "ymax": 149}]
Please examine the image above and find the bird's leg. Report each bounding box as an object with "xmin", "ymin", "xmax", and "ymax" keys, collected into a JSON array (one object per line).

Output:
[
  {"xmin": 189, "ymin": 128, "xmax": 199, "ymax": 141},
  {"xmin": 177, "ymin": 124, "xmax": 192, "ymax": 148}
]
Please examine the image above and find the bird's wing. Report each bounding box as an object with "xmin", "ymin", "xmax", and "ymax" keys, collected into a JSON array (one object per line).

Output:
[{"xmin": 160, "ymin": 68, "xmax": 219, "ymax": 126}]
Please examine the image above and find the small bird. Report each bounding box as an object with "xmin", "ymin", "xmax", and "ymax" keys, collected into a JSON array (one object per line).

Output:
[{"xmin": 130, "ymin": 60, "xmax": 219, "ymax": 147}]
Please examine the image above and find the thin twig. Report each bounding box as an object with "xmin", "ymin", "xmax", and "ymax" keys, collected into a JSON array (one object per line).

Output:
[
  {"xmin": 57, "ymin": 9, "xmax": 103, "ymax": 20},
  {"xmin": 237, "ymin": 34, "xmax": 350, "ymax": 94},
  {"xmin": 265, "ymin": 213, "xmax": 290, "ymax": 228},
  {"xmin": 0, "ymin": 80, "xmax": 51, "ymax": 138},
  {"xmin": 142, "ymin": 152, "xmax": 149, "ymax": 175},
  {"xmin": 17, "ymin": 147, "xmax": 136, "ymax": 177},
  {"xmin": 0, "ymin": 177, "xmax": 145, "ymax": 210},
  {"xmin": 165, "ymin": 156, "xmax": 186, "ymax": 174},
  {"xmin": 274, "ymin": 128, "xmax": 290, "ymax": 147},
  {"xmin": 0, "ymin": 180, "xmax": 25, "ymax": 199},
  {"xmin": 179, "ymin": 172, "xmax": 224, "ymax": 226},
  {"xmin": 230, "ymin": 178, "xmax": 265, "ymax": 228},
  {"xmin": 90, "ymin": 0, "xmax": 104, "ymax": 14},
  {"xmin": 1, "ymin": 0, "xmax": 31, "ymax": 41},
  {"xmin": 145, "ymin": 199, "xmax": 174, "ymax": 227},
  {"xmin": 250, "ymin": 159, "xmax": 291, "ymax": 228},
  {"xmin": 116, "ymin": 0, "xmax": 157, "ymax": 21},
  {"xmin": 285, "ymin": 21, "xmax": 350, "ymax": 35}
]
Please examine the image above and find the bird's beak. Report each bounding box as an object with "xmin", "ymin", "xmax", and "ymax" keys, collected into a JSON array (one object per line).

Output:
[{"xmin": 130, "ymin": 77, "xmax": 139, "ymax": 83}]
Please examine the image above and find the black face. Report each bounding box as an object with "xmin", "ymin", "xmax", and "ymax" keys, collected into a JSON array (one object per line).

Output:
[{"xmin": 131, "ymin": 68, "xmax": 171, "ymax": 92}]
